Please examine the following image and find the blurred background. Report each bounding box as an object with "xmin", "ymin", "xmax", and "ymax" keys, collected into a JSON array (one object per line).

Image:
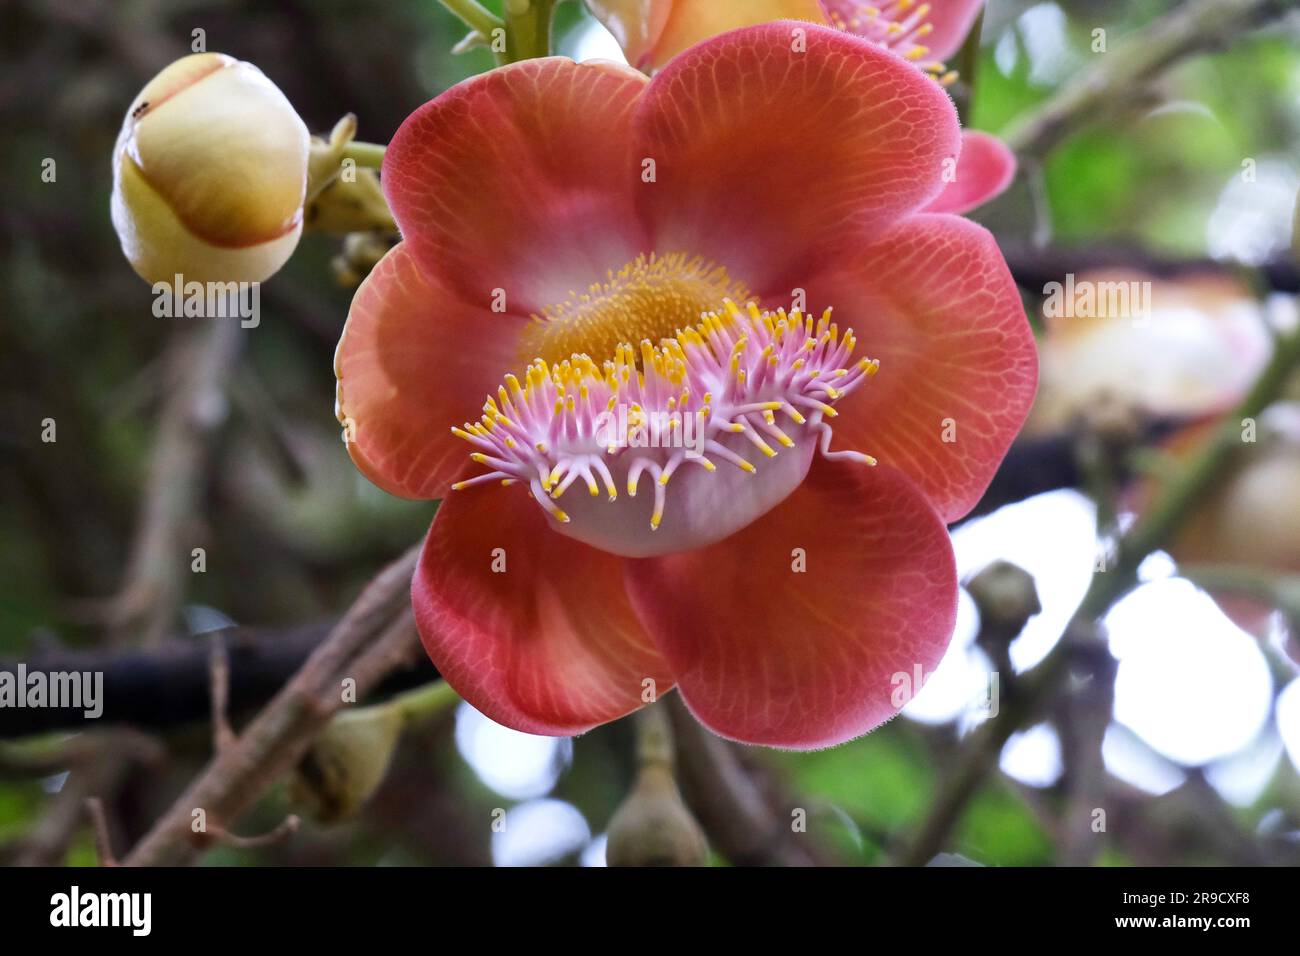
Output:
[{"xmin": 2, "ymin": 0, "xmax": 1300, "ymax": 866}]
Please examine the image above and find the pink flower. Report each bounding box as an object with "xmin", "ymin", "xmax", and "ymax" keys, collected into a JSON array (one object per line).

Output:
[{"xmin": 335, "ymin": 24, "xmax": 1037, "ymax": 747}]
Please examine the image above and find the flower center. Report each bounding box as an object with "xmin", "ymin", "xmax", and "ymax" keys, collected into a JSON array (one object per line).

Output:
[
  {"xmin": 519, "ymin": 252, "xmax": 753, "ymax": 368},
  {"xmin": 452, "ymin": 280, "xmax": 880, "ymax": 558}
]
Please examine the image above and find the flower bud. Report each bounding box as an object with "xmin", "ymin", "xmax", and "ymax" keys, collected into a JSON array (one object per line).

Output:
[
  {"xmin": 966, "ymin": 560, "xmax": 1042, "ymax": 643},
  {"xmin": 111, "ymin": 53, "xmax": 310, "ymax": 285},
  {"xmin": 605, "ymin": 763, "xmax": 710, "ymax": 867},
  {"xmin": 289, "ymin": 703, "xmax": 405, "ymax": 824}
]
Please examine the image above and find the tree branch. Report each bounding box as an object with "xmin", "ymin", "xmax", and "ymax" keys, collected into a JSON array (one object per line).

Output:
[
  {"xmin": 105, "ymin": 322, "xmax": 243, "ymax": 647},
  {"xmin": 897, "ymin": 325, "xmax": 1300, "ymax": 865},
  {"xmin": 1004, "ymin": 0, "xmax": 1292, "ymax": 159},
  {"xmin": 667, "ymin": 695, "xmax": 822, "ymax": 866},
  {"xmin": 122, "ymin": 545, "xmax": 423, "ymax": 866}
]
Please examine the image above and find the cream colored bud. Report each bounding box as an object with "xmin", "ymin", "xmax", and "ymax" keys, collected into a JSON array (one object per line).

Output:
[{"xmin": 111, "ymin": 53, "xmax": 310, "ymax": 285}]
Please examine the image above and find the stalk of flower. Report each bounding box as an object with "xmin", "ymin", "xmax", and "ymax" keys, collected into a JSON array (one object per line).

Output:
[{"xmin": 335, "ymin": 23, "xmax": 1037, "ymax": 748}]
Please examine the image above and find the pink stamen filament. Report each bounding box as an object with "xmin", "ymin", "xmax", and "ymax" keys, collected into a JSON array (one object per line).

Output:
[{"xmin": 451, "ymin": 299, "xmax": 879, "ymax": 530}]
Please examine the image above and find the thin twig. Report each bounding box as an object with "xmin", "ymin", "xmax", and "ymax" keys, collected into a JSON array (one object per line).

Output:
[
  {"xmin": 206, "ymin": 815, "xmax": 301, "ymax": 851},
  {"xmin": 122, "ymin": 545, "xmax": 421, "ymax": 866},
  {"xmin": 84, "ymin": 797, "xmax": 120, "ymax": 866},
  {"xmin": 209, "ymin": 635, "xmax": 237, "ymax": 754},
  {"xmin": 1005, "ymin": 0, "xmax": 1291, "ymax": 158},
  {"xmin": 667, "ymin": 696, "xmax": 821, "ymax": 866},
  {"xmin": 107, "ymin": 322, "xmax": 243, "ymax": 647},
  {"xmin": 898, "ymin": 326, "xmax": 1300, "ymax": 865}
]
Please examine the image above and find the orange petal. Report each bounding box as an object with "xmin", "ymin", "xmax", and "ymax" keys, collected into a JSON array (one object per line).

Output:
[
  {"xmin": 335, "ymin": 242, "xmax": 531, "ymax": 500},
  {"xmin": 413, "ymin": 474, "xmax": 675, "ymax": 737},
  {"xmin": 382, "ymin": 57, "xmax": 651, "ymax": 315},
  {"xmin": 626, "ymin": 458, "xmax": 957, "ymax": 749},
  {"xmin": 633, "ymin": 21, "xmax": 961, "ymax": 296},
  {"xmin": 807, "ymin": 213, "xmax": 1038, "ymax": 523},
  {"xmin": 922, "ymin": 130, "xmax": 1016, "ymax": 216}
]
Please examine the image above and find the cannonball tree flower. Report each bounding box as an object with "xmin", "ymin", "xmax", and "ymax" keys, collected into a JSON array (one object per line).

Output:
[
  {"xmin": 335, "ymin": 23, "xmax": 1037, "ymax": 747},
  {"xmin": 585, "ymin": 0, "xmax": 1014, "ymax": 216},
  {"xmin": 111, "ymin": 53, "xmax": 311, "ymax": 285}
]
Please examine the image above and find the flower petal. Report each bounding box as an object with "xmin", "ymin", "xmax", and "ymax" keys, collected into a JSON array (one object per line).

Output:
[
  {"xmin": 922, "ymin": 130, "xmax": 1016, "ymax": 215},
  {"xmin": 808, "ymin": 213, "xmax": 1037, "ymax": 522},
  {"xmin": 625, "ymin": 458, "xmax": 957, "ymax": 749},
  {"xmin": 413, "ymin": 475, "xmax": 674, "ymax": 737},
  {"xmin": 335, "ymin": 242, "xmax": 531, "ymax": 500},
  {"xmin": 633, "ymin": 21, "xmax": 961, "ymax": 294},
  {"xmin": 383, "ymin": 57, "xmax": 650, "ymax": 314}
]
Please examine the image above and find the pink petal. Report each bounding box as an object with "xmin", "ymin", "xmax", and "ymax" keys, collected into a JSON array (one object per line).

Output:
[
  {"xmin": 626, "ymin": 458, "xmax": 957, "ymax": 749},
  {"xmin": 413, "ymin": 474, "xmax": 674, "ymax": 736},
  {"xmin": 923, "ymin": 130, "xmax": 1017, "ymax": 215},
  {"xmin": 383, "ymin": 57, "xmax": 651, "ymax": 314},
  {"xmin": 335, "ymin": 242, "xmax": 531, "ymax": 500},
  {"xmin": 633, "ymin": 21, "xmax": 961, "ymax": 296},
  {"xmin": 806, "ymin": 213, "xmax": 1038, "ymax": 523}
]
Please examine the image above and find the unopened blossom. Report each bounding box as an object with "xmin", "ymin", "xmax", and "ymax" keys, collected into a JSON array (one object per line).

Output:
[
  {"xmin": 336, "ymin": 24, "xmax": 1036, "ymax": 747},
  {"xmin": 111, "ymin": 53, "xmax": 310, "ymax": 284}
]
